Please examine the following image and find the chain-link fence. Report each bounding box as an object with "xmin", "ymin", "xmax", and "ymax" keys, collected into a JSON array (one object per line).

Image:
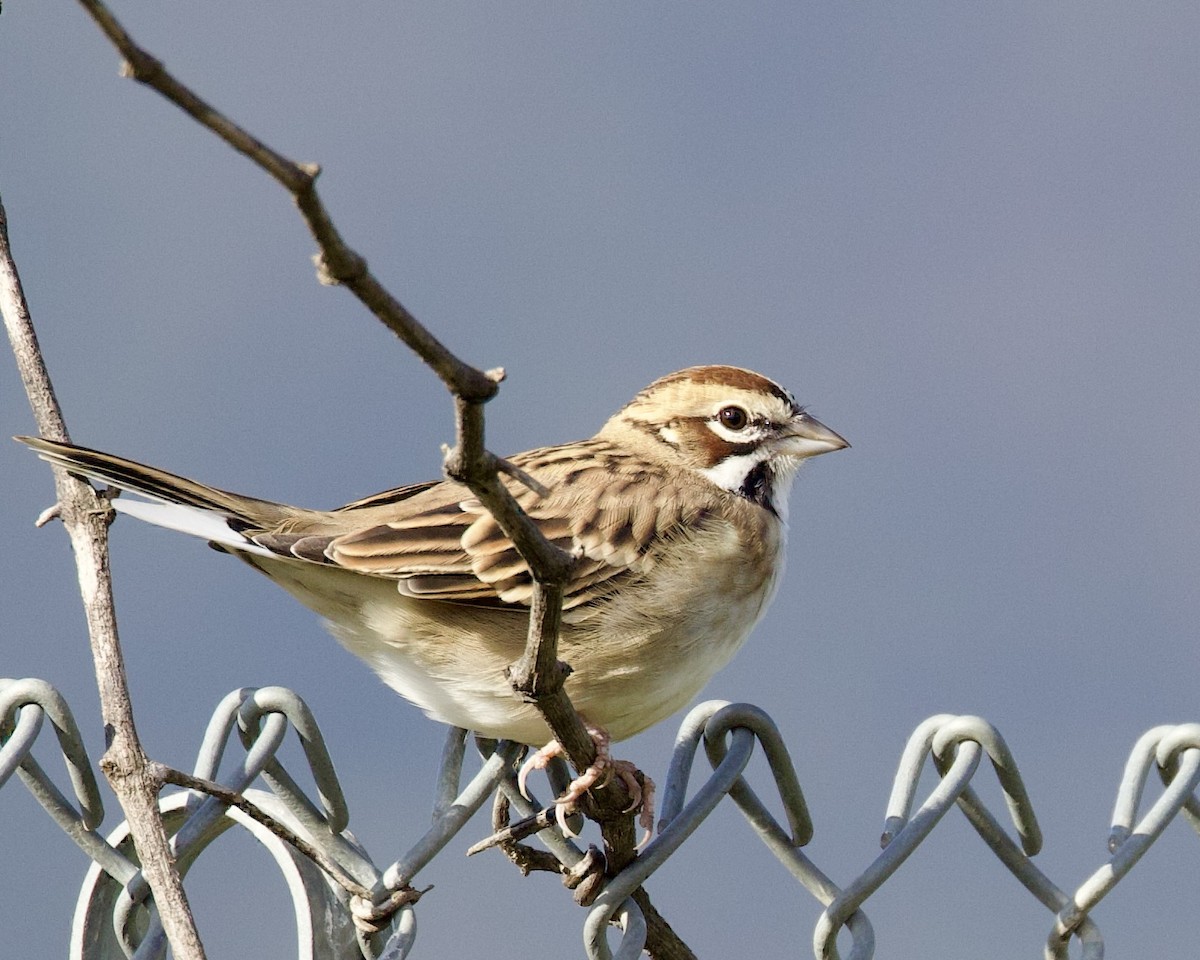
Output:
[{"xmin": 2, "ymin": 676, "xmax": 1196, "ymax": 959}]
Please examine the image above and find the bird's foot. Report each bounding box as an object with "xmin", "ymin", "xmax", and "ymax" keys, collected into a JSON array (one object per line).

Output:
[{"xmin": 517, "ymin": 722, "xmax": 655, "ymax": 846}]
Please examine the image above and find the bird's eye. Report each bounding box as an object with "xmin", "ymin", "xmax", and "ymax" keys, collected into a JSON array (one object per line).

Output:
[{"xmin": 718, "ymin": 406, "xmax": 749, "ymax": 431}]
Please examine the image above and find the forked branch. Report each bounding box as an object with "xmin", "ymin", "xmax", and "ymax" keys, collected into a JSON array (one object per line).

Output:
[
  {"xmin": 72, "ymin": 0, "xmax": 595, "ymax": 768},
  {"xmin": 8, "ymin": 0, "xmax": 686, "ymax": 955}
]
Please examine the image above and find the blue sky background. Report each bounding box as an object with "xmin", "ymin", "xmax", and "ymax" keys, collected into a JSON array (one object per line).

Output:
[{"xmin": 2, "ymin": 2, "xmax": 1198, "ymax": 957}]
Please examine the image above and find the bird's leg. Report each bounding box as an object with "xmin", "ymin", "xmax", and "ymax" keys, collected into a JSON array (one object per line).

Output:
[{"xmin": 517, "ymin": 721, "xmax": 655, "ymax": 844}]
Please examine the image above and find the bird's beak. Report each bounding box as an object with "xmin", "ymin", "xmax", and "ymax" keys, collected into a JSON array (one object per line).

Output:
[{"xmin": 780, "ymin": 411, "xmax": 850, "ymax": 459}]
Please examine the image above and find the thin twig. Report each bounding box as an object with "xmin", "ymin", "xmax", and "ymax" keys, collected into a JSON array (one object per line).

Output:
[
  {"xmin": 484, "ymin": 791, "xmax": 565, "ymax": 877},
  {"xmin": 153, "ymin": 763, "xmax": 430, "ymax": 929},
  {"xmin": 0, "ymin": 194, "xmax": 207, "ymax": 960},
  {"xmin": 74, "ymin": 0, "xmax": 493, "ymax": 403},
  {"xmin": 151, "ymin": 764, "xmax": 371, "ymax": 900},
  {"xmin": 72, "ymin": 0, "xmax": 599, "ymax": 777},
  {"xmin": 467, "ymin": 805, "xmax": 559, "ymax": 857},
  {"xmin": 54, "ymin": 0, "xmax": 669, "ymax": 951}
]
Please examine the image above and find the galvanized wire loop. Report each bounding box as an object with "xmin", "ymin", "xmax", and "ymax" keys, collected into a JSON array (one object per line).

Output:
[
  {"xmin": 699, "ymin": 701, "xmax": 813, "ymax": 846},
  {"xmin": 227, "ymin": 688, "xmax": 380, "ymax": 890},
  {"xmin": 0, "ymin": 688, "xmax": 45, "ymax": 790},
  {"xmin": 1048, "ymin": 727, "xmax": 1200, "ymax": 956},
  {"xmin": 579, "ymin": 893, "xmax": 650, "ymax": 960},
  {"xmin": 5, "ymin": 677, "xmax": 1200, "ymax": 959},
  {"xmin": 431, "ymin": 726, "xmax": 468, "ymax": 821},
  {"xmin": 880, "ymin": 715, "xmax": 1097, "ymax": 960},
  {"xmin": 1153, "ymin": 722, "xmax": 1200, "ymax": 771},
  {"xmin": 688, "ymin": 703, "xmax": 860, "ymax": 923},
  {"xmin": 109, "ymin": 704, "xmax": 292, "ymax": 943},
  {"xmin": 237, "ymin": 686, "xmax": 350, "ymax": 832},
  {"xmin": 1108, "ymin": 726, "xmax": 1158, "ymax": 851},
  {"xmin": 838, "ymin": 714, "xmax": 1106, "ymax": 960},
  {"xmin": 365, "ymin": 737, "xmax": 525, "ymax": 960},
  {"xmin": 115, "ymin": 687, "xmax": 375, "ymax": 959},
  {"xmin": 0, "ymin": 677, "xmax": 104, "ymax": 828},
  {"xmin": 815, "ymin": 734, "xmax": 984, "ymax": 960},
  {"xmin": 659, "ymin": 699, "xmax": 809, "ymax": 843},
  {"xmin": 191, "ymin": 686, "xmax": 260, "ymax": 783},
  {"xmin": 188, "ymin": 688, "xmax": 374, "ymax": 888},
  {"xmin": 591, "ymin": 701, "xmax": 870, "ymax": 960},
  {"xmin": 0, "ymin": 680, "xmax": 136, "ymax": 886},
  {"xmin": 1154, "ymin": 722, "xmax": 1200, "ymax": 836},
  {"xmin": 930, "ymin": 715, "xmax": 1042, "ymax": 855},
  {"xmin": 883, "ymin": 714, "xmax": 1041, "ymax": 856}
]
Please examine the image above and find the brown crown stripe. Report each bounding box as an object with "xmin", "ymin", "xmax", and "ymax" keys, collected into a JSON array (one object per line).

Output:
[{"xmin": 636, "ymin": 365, "xmax": 795, "ymax": 408}]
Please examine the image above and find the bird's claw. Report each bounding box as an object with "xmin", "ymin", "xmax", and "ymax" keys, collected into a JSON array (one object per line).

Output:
[{"xmin": 515, "ymin": 724, "xmax": 656, "ymax": 846}]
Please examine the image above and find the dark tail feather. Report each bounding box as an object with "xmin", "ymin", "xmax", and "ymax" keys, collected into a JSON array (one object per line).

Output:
[{"xmin": 15, "ymin": 435, "xmax": 295, "ymax": 526}]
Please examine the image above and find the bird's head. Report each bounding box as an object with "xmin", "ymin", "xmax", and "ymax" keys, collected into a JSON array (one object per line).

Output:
[{"xmin": 600, "ymin": 365, "xmax": 849, "ymax": 518}]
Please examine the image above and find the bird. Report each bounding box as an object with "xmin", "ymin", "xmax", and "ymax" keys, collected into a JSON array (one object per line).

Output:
[{"xmin": 18, "ymin": 365, "xmax": 847, "ymax": 821}]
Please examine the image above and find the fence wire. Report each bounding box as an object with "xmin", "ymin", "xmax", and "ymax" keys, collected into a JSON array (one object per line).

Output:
[{"xmin": 1, "ymin": 676, "xmax": 1197, "ymax": 959}]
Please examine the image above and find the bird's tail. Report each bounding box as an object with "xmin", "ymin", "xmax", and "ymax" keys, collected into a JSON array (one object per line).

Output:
[{"xmin": 16, "ymin": 436, "xmax": 302, "ymax": 554}]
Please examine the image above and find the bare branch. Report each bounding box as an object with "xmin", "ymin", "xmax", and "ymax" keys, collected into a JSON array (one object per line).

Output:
[
  {"xmin": 39, "ymin": 0, "xmax": 669, "ymax": 949},
  {"xmin": 69, "ymin": 0, "xmax": 592, "ymax": 762},
  {"xmin": 0, "ymin": 195, "xmax": 207, "ymax": 959},
  {"xmin": 634, "ymin": 889, "xmax": 700, "ymax": 960},
  {"xmin": 73, "ymin": 0, "xmax": 495, "ymax": 403},
  {"xmin": 152, "ymin": 764, "xmax": 428, "ymax": 911},
  {"xmin": 467, "ymin": 804, "xmax": 559, "ymax": 857}
]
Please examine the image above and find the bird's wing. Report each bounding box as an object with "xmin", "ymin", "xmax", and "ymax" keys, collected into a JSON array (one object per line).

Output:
[
  {"xmin": 16, "ymin": 435, "xmax": 703, "ymax": 611},
  {"xmin": 318, "ymin": 443, "xmax": 703, "ymax": 609}
]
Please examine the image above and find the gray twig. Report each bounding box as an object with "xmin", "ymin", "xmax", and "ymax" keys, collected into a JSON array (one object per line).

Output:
[
  {"xmin": 20, "ymin": 0, "xmax": 671, "ymax": 952},
  {"xmin": 0, "ymin": 194, "xmax": 207, "ymax": 959}
]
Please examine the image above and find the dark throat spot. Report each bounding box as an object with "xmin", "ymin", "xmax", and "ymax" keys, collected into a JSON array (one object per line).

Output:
[{"xmin": 738, "ymin": 461, "xmax": 777, "ymax": 516}]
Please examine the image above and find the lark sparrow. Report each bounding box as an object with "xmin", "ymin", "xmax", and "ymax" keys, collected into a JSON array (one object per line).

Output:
[{"xmin": 19, "ymin": 366, "xmax": 846, "ymax": 755}]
